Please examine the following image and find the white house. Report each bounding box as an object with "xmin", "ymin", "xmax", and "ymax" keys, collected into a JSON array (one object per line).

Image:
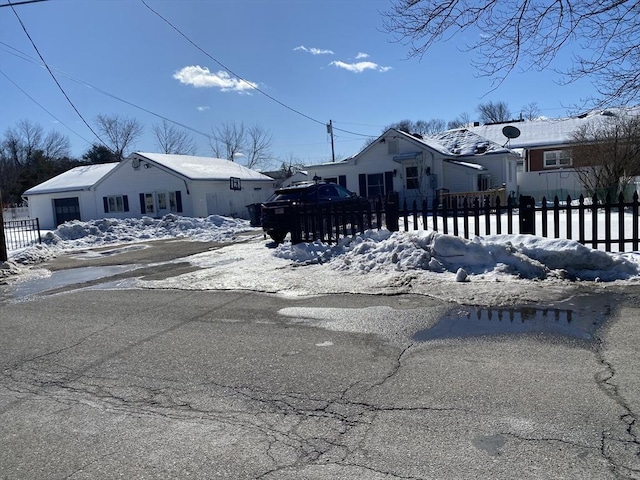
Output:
[
  {"xmin": 295, "ymin": 128, "xmax": 519, "ymax": 208},
  {"xmin": 23, "ymin": 152, "xmax": 276, "ymax": 229},
  {"xmin": 468, "ymin": 106, "xmax": 640, "ymax": 199}
]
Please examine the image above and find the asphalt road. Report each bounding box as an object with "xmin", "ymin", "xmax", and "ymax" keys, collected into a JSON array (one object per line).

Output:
[{"xmin": 0, "ymin": 239, "xmax": 639, "ymax": 479}]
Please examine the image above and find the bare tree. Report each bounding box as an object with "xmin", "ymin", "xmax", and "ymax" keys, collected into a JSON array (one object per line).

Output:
[
  {"xmin": 521, "ymin": 102, "xmax": 541, "ymax": 121},
  {"xmin": 571, "ymin": 114, "xmax": 640, "ymax": 199},
  {"xmin": 95, "ymin": 114, "xmax": 143, "ymax": 161},
  {"xmin": 244, "ymin": 123, "xmax": 273, "ymax": 169},
  {"xmin": 383, "ymin": 119, "xmax": 445, "ymax": 136},
  {"xmin": 210, "ymin": 121, "xmax": 245, "ymax": 162},
  {"xmin": 414, "ymin": 119, "xmax": 446, "ymax": 135},
  {"xmin": 2, "ymin": 120, "xmax": 70, "ymax": 166},
  {"xmin": 41, "ymin": 130, "xmax": 71, "ymax": 160},
  {"xmin": 382, "ymin": 1, "xmax": 640, "ymax": 107},
  {"xmin": 152, "ymin": 120, "xmax": 196, "ymax": 155},
  {"xmin": 477, "ymin": 101, "xmax": 511, "ymax": 124},
  {"xmin": 386, "ymin": 119, "xmax": 413, "ymax": 134},
  {"xmin": 1, "ymin": 120, "xmax": 73, "ymax": 203},
  {"xmin": 447, "ymin": 112, "xmax": 472, "ymax": 129},
  {"xmin": 209, "ymin": 121, "xmax": 273, "ymax": 169}
]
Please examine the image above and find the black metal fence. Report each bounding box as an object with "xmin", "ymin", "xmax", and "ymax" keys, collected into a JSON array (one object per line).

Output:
[
  {"xmin": 289, "ymin": 192, "xmax": 640, "ymax": 253},
  {"xmin": 2, "ymin": 218, "xmax": 42, "ymax": 252}
]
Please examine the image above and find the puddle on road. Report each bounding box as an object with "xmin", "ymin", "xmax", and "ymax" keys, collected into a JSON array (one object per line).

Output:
[
  {"xmin": 7, "ymin": 265, "xmax": 139, "ymax": 299},
  {"xmin": 413, "ymin": 296, "xmax": 613, "ymax": 342}
]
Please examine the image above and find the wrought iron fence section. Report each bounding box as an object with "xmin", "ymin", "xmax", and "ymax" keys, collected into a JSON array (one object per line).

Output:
[{"xmin": 3, "ymin": 218, "xmax": 42, "ymax": 251}]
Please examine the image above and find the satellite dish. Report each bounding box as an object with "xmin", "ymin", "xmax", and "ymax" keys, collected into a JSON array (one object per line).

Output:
[{"xmin": 502, "ymin": 125, "xmax": 521, "ymax": 139}]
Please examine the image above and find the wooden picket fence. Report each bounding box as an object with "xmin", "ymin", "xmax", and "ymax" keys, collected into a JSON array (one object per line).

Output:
[{"xmin": 289, "ymin": 192, "xmax": 640, "ymax": 253}]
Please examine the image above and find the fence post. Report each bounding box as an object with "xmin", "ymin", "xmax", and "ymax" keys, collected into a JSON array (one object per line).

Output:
[
  {"xmin": 633, "ymin": 191, "xmax": 639, "ymax": 252},
  {"xmin": 519, "ymin": 195, "xmax": 536, "ymax": 235},
  {"xmin": 0, "ymin": 193, "xmax": 7, "ymax": 262},
  {"xmin": 566, "ymin": 195, "xmax": 572, "ymax": 240},
  {"xmin": 578, "ymin": 195, "xmax": 585, "ymax": 245},
  {"xmin": 385, "ymin": 194, "xmax": 399, "ymax": 232},
  {"xmin": 618, "ymin": 193, "xmax": 625, "ymax": 252}
]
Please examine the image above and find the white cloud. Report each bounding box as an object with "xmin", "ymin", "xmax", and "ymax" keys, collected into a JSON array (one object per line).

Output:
[
  {"xmin": 329, "ymin": 60, "xmax": 392, "ymax": 73},
  {"xmin": 294, "ymin": 45, "xmax": 334, "ymax": 55},
  {"xmin": 355, "ymin": 52, "xmax": 369, "ymax": 59},
  {"xmin": 197, "ymin": 106, "xmax": 210, "ymax": 112},
  {"xmin": 173, "ymin": 66, "xmax": 257, "ymax": 93}
]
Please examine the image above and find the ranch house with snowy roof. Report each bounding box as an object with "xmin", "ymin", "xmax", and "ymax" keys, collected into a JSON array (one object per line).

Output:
[
  {"xmin": 23, "ymin": 152, "xmax": 276, "ymax": 230},
  {"xmin": 292, "ymin": 128, "xmax": 519, "ymax": 209},
  {"xmin": 468, "ymin": 106, "xmax": 640, "ymax": 200}
]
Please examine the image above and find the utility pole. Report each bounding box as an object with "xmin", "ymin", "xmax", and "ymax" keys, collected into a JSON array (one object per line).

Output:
[{"xmin": 327, "ymin": 120, "xmax": 335, "ymax": 162}]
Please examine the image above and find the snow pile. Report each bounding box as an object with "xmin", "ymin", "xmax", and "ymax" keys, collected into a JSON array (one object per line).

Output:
[
  {"xmin": 8, "ymin": 214, "xmax": 257, "ymax": 266},
  {"xmin": 5, "ymin": 215, "xmax": 639, "ymax": 290},
  {"xmin": 273, "ymin": 230, "xmax": 640, "ymax": 282},
  {"xmin": 44, "ymin": 214, "xmax": 252, "ymax": 246}
]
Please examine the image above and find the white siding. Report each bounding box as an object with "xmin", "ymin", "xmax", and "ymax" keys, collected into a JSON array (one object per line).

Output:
[
  {"xmin": 27, "ymin": 190, "xmax": 97, "ymax": 230},
  {"xmin": 517, "ymin": 169, "xmax": 584, "ymax": 200}
]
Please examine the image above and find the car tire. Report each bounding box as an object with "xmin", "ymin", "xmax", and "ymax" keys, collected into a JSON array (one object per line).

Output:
[{"xmin": 268, "ymin": 231, "xmax": 287, "ymax": 244}]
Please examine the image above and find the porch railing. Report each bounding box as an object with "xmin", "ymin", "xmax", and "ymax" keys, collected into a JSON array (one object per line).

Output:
[{"xmin": 439, "ymin": 187, "xmax": 507, "ymax": 209}]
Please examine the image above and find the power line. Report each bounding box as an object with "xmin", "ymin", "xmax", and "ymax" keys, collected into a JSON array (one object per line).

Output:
[
  {"xmin": 139, "ymin": 0, "xmax": 373, "ymax": 139},
  {"xmin": 0, "ymin": 42, "xmax": 214, "ymax": 142},
  {"xmin": 0, "ymin": 0, "xmax": 48, "ymax": 7},
  {"xmin": 7, "ymin": 1, "xmax": 111, "ymax": 151},
  {"xmin": 0, "ymin": 69, "xmax": 94, "ymax": 145}
]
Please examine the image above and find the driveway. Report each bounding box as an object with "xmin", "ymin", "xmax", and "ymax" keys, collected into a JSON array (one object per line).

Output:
[{"xmin": 0, "ymin": 239, "xmax": 638, "ymax": 479}]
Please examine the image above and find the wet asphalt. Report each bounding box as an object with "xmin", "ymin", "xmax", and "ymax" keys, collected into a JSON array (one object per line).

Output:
[{"xmin": 0, "ymin": 238, "xmax": 638, "ymax": 479}]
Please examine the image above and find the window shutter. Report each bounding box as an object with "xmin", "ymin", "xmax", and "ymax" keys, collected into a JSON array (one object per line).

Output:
[
  {"xmin": 338, "ymin": 175, "xmax": 346, "ymax": 188},
  {"xmin": 103, "ymin": 197, "xmax": 109, "ymax": 213},
  {"xmin": 384, "ymin": 171, "xmax": 394, "ymax": 194},
  {"xmin": 123, "ymin": 195, "xmax": 129, "ymax": 212},
  {"xmin": 358, "ymin": 174, "xmax": 367, "ymax": 197},
  {"xmin": 175, "ymin": 191, "xmax": 183, "ymax": 213},
  {"xmin": 139, "ymin": 193, "xmax": 145, "ymax": 214}
]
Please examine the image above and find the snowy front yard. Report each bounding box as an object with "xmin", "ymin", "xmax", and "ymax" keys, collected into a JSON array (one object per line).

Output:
[{"xmin": 2, "ymin": 214, "xmax": 639, "ymax": 305}]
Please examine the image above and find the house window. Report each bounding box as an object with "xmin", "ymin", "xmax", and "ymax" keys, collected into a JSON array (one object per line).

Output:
[
  {"xmin": 388, "ymin": 139, "xmax": 399, "ymax": 155},
  {"xmin": 367, "ymin": 173, "xmax": 385, "ymax": 197},
  {"xmin": 230, "ymin": 177, "xmax": 241, "ymax": 190},
  {"xmin": 103, "ymin": 195, "xmax": 129, "ymax": 213},
  {"xmin": 405, "ymin": 166, "xmax": 419, "ymax": 189},
  {"xmin": 544, "ymin": 150, "xmax": 572, "ymax": 168}
]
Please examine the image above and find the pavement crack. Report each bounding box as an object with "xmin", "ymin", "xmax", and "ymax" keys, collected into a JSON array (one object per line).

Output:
[{"xmin": 594, "ymin": 335, "xmax": 640, "ymax": 479}]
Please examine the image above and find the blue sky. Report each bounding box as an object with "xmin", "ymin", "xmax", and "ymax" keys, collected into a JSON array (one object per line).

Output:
[{"xmin": 1, "ymin": 0, "xmax": 598, "ymax": 169}]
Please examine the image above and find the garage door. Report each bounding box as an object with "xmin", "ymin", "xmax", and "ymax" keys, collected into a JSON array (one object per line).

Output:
[{"xmin": 53, "ymin": 197, "xmax": 81, "ymax": 226}]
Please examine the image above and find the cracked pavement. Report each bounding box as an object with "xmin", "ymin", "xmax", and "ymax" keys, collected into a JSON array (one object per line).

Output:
[{"xmin": 1, "ymin": 252, "xmax": 639, "ymax": 479}]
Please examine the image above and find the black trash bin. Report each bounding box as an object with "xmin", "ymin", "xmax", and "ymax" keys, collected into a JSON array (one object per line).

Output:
[{"xmin": 246, "ymin": 203, "xmax": 262, "ymax": 227}]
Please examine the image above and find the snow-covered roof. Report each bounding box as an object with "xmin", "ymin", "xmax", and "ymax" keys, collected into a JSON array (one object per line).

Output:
[
  {"xmin": 428, "ymin": 129, "xmax": 513, "ymax": 156},
  {"xmin": 23, "ymin": 163, "xmax": 119, "ymax": 195},
  {"xmin": 467, "ymin": 106, "xmax": 640, "ymax": 149},
  {"xmin": 396, "ymin": 129, "xmax": 514, "ymax": 157},
  {"xmin": 134, "ymin": 152, "xmax": 273, "ymax": 181}
]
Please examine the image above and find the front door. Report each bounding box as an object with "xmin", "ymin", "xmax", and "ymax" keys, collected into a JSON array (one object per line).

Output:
[
  {"xmin": 53, "ymin": 197, "xmax": 81, "ymax": 226},
  {"xmin": 156, "ymin": 191, "xmax": 169, "ymax": 216}
]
